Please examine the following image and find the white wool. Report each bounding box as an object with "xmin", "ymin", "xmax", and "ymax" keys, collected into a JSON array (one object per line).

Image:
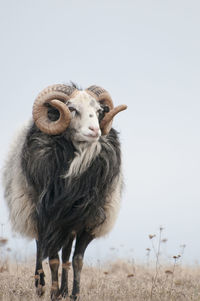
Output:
[
  {"xmin": 2, "ymin": 120, "xmax": 38, "ymax": 239},
  {"xmin": 64, "ymin": 141, "xmax": 101, "ymax": 178},
  {"xmin": 92, "ymin": 170, "xmax": 123, "ymax": 238}
]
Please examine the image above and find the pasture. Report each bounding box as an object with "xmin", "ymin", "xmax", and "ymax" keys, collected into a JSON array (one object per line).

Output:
[{"xmin": 1, "ymin": 234, "xmax": 200, "ymax": 301}]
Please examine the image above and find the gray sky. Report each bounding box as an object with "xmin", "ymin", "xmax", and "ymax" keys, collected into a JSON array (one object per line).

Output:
[{"xmin": 0, "ymin": 0, "xmax": 200, "ymax": 264}]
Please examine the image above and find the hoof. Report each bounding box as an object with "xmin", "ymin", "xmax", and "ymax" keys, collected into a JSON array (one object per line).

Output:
[
  {"xmin": 70, "ymin": 295, "xmax": 80, "ymax": 301},
  {"xmin": 51, "ymin": 297, "xmax": 62, "ymax": 301},
  {"xmin": 60, "ymin": 288, "xmax": 69, "ymax": 299},
  {"xmin": 36, "ymin": 285, "xmax": 45, "ymax": 297},
  {"xmin": 51, "ymin": 290, "xmax": 62, "ymax": 301}
]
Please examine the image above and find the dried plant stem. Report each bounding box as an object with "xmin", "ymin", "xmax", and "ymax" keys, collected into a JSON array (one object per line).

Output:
[
  {"xmin": 150, "ymin": 227, "xmax": 163, "ymax": 299},
  {"xmin": 169, "ymin": 255, "xmax": 181, "ymax": 298}
]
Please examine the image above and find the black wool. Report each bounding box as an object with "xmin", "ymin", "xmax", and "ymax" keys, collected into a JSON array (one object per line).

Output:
[{"xmin": 21, "ymin": 124, "xmax": 121, "ymax": 258}]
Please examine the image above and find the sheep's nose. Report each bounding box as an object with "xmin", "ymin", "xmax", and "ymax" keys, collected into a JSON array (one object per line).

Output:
[{"xmin": 89, "ymin": 126, "xmax": 100, "ymax": 136}]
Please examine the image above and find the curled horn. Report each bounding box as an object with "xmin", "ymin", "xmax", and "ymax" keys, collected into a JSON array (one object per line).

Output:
[
  {"xmin": 86, "ymin": 85, "xmax": 127, "ymax": 135},
  {"xmin": 33, "ymin": 84, "xmax": 78, "ymax": 135}
]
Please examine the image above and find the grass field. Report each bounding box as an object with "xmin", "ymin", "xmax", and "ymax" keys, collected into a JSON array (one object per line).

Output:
[
  {"xmin": 1, "ymin": 258, "xmax": 200, "ymax": 301},
  {"xmin": 1, "ymin": 228, "xmax": 200, "ymax": 300}
]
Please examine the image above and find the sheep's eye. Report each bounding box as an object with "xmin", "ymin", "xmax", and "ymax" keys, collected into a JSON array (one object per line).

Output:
[
  {"xmin": 69, "ymin": 107, "xmax": 79, "ymax": 116},
  {"xmin": 69, "ymin": 107, "xmax": 76, "ymax": 112},
  {"xmin": 103, "ymin": 106, "xmax": 110, "ymax": 113}
]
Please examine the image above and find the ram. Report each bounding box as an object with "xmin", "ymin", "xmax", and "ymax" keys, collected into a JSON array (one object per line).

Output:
[{"xmin": 3, "ymin": 84, "xmax": 127, "ymax": 300}]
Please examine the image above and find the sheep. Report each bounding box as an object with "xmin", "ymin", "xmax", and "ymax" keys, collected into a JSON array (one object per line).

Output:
[{"xmin": 2, "ymin": 83, "xmax": 127, "ymax": 300}]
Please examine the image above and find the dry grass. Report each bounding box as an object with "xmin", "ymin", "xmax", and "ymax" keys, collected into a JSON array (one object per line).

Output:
[
  {"xmin": 0, "ymin": 259, "xmax": 200, "ymax": 301},
  {"xmin": 0, "ymin": 227, "xmax": 199, "ymax": 300}
]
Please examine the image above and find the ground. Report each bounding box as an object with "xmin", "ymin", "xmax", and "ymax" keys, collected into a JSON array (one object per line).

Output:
[{"xmin": 1, "ymin": 259, "xmax": 200, "ymax": 301}]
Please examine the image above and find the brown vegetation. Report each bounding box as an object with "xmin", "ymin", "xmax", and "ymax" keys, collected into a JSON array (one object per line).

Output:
[
  {"xmin": 0, "ymin": 227, "xmax": 199, "ymax": 300},
  {"xmin": 1, "ymin": 259, "xmax": 200, "ymax": 301}
]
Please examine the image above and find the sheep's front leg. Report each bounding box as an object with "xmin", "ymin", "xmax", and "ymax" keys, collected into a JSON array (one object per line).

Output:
[
  {"xmin": 49, "ymin": 253, "xmax": 60, "ymax": 301},
  {"xmin": 35, "ymin": 240, "xmax": 45, "ymax": 296},
  {"xmin": 71, "ymin": 231, "xmax": 94, "ymax": 300},
  {"xmin": 60, "ymin": 233, "xmax": 75, "ymax": 298}
]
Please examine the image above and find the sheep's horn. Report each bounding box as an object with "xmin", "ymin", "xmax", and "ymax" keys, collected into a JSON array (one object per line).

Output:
[
  {"xmin": 100, "ymin": 104, "xmax": 128, "ymax": 135},
  {"xmin": 86, "ymin": 85, "xmax": 127, "ymax": 135},
  {"xmin": 33, "ymin": 84, "xmax": 78, "ymax": 135},
  {"xmin": 86, "ymin": 85, "xmax": 114, "ymax": 110}
]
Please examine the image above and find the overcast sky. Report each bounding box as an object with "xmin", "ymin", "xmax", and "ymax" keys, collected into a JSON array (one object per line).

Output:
[{"xmin": 0, "ymin": 0, "xmax": 200, "ymax": 264}]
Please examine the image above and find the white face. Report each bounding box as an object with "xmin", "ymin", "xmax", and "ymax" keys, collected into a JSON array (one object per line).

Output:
[{"xmin": 67, "ymin": 91, "xmax": 102, "ymax": 143}]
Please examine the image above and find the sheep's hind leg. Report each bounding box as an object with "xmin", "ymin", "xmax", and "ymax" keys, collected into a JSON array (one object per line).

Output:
[
  {"xmin": 71, "ymin": 231, "xmax": 93, "ymax": 300},
  {"xmin": 49, "ymin": 253, "xmax": 61, "ymax": 301},
  {"xmin": 60, "ymin": 233, "xmax": 75, "ymax": 298},
  {"xmin": 35, "ymin": 240, "xmax": 45, "ymax": 296}
]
